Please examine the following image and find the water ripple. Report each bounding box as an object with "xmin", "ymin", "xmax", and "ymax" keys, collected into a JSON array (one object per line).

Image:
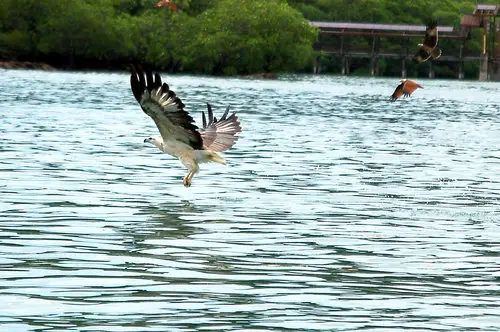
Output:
[{"xmin": 1, "ymin": 69, "xmax": 500, "ymax": 331}]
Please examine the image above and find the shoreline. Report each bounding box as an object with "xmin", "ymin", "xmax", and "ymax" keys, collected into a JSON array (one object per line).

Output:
[
  {"xmin": 0, "ymin": 61, "xmax": 56, "ymax": 71},
  {"xmin": 0, "ymin": 60, "xmax": 495, "ymax": 81}
]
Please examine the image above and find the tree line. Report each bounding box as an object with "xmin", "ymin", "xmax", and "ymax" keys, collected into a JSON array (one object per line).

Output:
[{"xmin": 0, "ymin": 0, "xmax": 495, "ymax": 77}]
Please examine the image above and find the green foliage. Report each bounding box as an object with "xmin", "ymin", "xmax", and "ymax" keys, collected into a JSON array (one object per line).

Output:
[
  {"xmin": 36, "ymin": 1, "xmax": 111, "ymax": 64},
  {"xmin": 183, "ymin": 0, "xmax": 318, "ymax": 74},
  {"xmin": 0, "ymin": 0, "xmax": 40, "ymax": 57},
  {"xmin": 0, "ymin": 0, "xmax": 317, "ymax": 74},
  {"xmin": 0, "ymin": 0, "xmax": 496, "ymax": 77},
  {"xmin": 0, "ymin": 30, "xmax": 32, "ymax": 58}
]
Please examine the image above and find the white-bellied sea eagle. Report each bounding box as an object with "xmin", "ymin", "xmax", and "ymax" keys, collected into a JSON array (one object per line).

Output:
[{"xmin": 130, "ymin": 65, "xmax": 242, "ymax": 187}]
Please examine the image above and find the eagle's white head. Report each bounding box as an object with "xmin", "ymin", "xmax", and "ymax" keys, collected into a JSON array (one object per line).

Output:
[{"xmin": 144, "ymin": 136, "xmax": 163, "ymax": 151}]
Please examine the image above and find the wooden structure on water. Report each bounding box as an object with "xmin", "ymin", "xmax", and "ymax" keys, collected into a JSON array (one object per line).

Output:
[
  {"xmin": 467, "ymin": 4, "xmax": 500, "ymax": 80},
  {"xmin": 312, "ymin": 4, "xmax": 500, "ymax": 80}
]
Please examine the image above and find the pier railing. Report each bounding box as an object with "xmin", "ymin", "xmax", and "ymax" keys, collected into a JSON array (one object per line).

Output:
[{"xmin": 310, "ymin": 4, "xmax": 499, "ymax": 80}]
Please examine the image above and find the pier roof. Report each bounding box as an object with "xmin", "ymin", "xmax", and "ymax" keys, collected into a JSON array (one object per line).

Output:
[
  {"xmin": 311, "ymin": 22, "xmax": 454, "ymax": 33},
  {"xmin": 473, "ymin": 4, "xmax": 499, "ymax": 16}
]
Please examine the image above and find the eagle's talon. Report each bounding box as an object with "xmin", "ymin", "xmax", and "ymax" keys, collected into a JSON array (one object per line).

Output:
[{"xmin": 183, "ymin": 177, "xmax": 191, "ymax": 187}]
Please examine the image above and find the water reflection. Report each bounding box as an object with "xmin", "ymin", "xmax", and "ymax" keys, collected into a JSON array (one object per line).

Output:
[{"xmin": 0, "ymin": 69, "xmax": 499, "ymax": 330}]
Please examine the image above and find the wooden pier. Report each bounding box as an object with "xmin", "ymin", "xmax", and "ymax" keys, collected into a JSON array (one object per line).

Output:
[{"xmin": 311, "ymin": 4, "xmax": 500, "ymax": 80}]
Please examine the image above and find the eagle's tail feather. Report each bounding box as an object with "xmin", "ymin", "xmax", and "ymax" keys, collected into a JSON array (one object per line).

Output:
[{"xmin": 200, "ymin": 105, "xmax": 241, "ymax": 152}]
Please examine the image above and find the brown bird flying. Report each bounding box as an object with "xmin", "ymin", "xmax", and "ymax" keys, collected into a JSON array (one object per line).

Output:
[
  {"xmin": 390, "ymin": 79, "xmax": 423, "ymax": 101},
  {"xmin": 413, "ymin": 22, "xmax": 442, "ymax": 63},
  {"xmin": 155, "ymin": 0, "xmax": 177, "ymax": 10}
]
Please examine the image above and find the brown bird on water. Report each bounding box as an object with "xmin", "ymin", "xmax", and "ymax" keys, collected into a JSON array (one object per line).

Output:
[
  {"xmin": 413, "ymin": 22, "xmax": 442, "ymax": 63},
  {"xmin": 390, "ymin": 79, "xmax": 423, "ymax": 101},
  {"xmin": 155, "ymin": 0, "xmax": 177, "ymax": 10}
]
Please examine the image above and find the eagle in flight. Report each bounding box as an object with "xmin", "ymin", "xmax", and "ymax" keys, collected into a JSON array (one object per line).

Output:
[
  {"xmin": 413, "ymin": 22, "xmax": 442, "ymax": 63},
  {"xmin": 390, "ymin": 79, "xmax": 423, "ymax": 101},
  {"xmin": 130, "ymin": 65, "xmax": 242, "ymax": 187}
]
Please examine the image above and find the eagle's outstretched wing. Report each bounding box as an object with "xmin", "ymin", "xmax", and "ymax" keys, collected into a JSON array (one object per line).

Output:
[
  {"xmin": 414, "ymin": 47, "xmax": 432, "ymax": 63},
  {"xmin": 413, "ymin": 22, "xmax": 442, "ymax": 63},
  {"xmin": 200, "ymin": 104, "xmax": 241, "ymax": 152},
  {"xmin": 130, "ymin": 65, "xmax": 203, "ymax": 149},
  {"xmin": 390, "ymin": 81, "xmax": 406, "ymax": 101}
]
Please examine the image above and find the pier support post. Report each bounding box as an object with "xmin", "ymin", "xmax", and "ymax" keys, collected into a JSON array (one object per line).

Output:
[
  {"xmin": 341, "ymin": 56, "xmax": 350, "ymax": 75},
  {"xmin": 313, "ymin": 56, "xmax": 321, "ymax": 74},
  {"xmin": 401, "ymin": 58, "xmax": 407, "ymax": 78},
  {"xmin": 479, "ymin": 53, "xmax": 489, "ymax": 81},
  {"xmin": 458, "ymin": 41, "xmax": 464, "ymax": 80},
  {"xmin": 370, "ymin": 57, "xmax": 379, "ymax": 76},
  {"xmin": 458, "ymin": 63, "xmax": 464, "ymax": 80},
  {"xmin": 370, "ymin": 36, "xmax": 379, "ymax": 76},
  {"xmin": 340, "ymin": 35, "xmax": 344, "ymax": 75},
  {"xmin": 428, "ymin": 61, "xmax": 435, "ymax": 79},
  {"xmin": 402, "ymin": 37, "xmax": 409, "ymax": 78}
]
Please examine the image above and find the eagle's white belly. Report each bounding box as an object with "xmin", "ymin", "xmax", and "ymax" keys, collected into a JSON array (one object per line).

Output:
[
  {"xmin": 160, "ymin": 140, "xmax": 195, "ymax": 160},
  {"xmin": 152, "ymin": 137, "xmax": 222, "ymax": 169}
]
